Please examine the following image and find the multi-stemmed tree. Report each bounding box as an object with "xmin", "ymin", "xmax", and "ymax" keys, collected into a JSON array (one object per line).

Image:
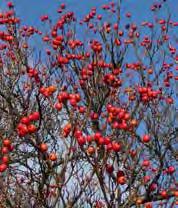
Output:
[{"xmin": 0, "ymin": 1, "xmax": 177, "ymax": 207}]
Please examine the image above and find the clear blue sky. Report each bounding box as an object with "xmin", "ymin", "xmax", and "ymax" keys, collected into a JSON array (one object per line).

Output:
[
  {"xmin": 0, "ymin": 0, "xmax": 176, "ymax": 51},
  {"xmin": 1, "ymin": 0, "xmax": 177, "ymax": 26}
]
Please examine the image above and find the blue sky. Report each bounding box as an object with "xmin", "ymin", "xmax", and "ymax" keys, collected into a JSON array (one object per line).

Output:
[
  {"xmin": 0, "ymin": 0, "xmax": 177, "ymax": 108},
  {"xmin": 1, "ymin": 0, "xmax": 177, "ymax": 47},
  {"xmin": 1, "ymin": 0, "xmax": 177, "ymax": 26},
  {"xmin": 0, "ymin": 0, "xmax": 175, "ymax": 52}
]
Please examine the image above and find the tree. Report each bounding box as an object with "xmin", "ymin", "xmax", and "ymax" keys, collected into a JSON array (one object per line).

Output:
[{"xmin": 0, "ymin": 1, "xmax": 177, "ymax": 207}]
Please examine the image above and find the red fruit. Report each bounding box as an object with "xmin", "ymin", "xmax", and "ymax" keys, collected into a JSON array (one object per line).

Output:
[
  {"xmin": 40, "ymin": 143, "xmax": 48, "ymax": 152},
  {"xmin": 27, "ymin": 124, "xmax": 37, "ymax": 133},
  {"xmin": 98, "ymin": 137, "xmax": 104, "ymax": 145},
  {"xmin": 77, "ymin": 136, "xmax": 86, "ymax": 146},
  {"xmin": 104, "ymin": 137, "xmax": 110, "ymax": 145},
  {"xmin": 2, "ymin": 147, "xmax": 9, "ymax": 154},
  {"xmin": 126, "ymin": 12, "xmax": 131, "ymax": 18},
  {"xmin": 142, "ymin": 160, "xmax": 150, "ymax": 167},
  {"xmin": 106, "ymin": 143, "xmax": 113, "ymax": 151},
  {"xmin": 8, "ymin": 145, "xmax": 14, "ymax": 152},
  {"xmin": 124, "ymin": 113, "xmax": 130, "ymax": 120},
  {"xmin": 2, "ymin": 155, "xmax": 9, "ymax": 164},
  {"xmin": 117, "ymin": 176, "xmax": 126, "ymax": 185},
  {"xmin": 112, "ymin": 142, "xmax": 121, "ymax": 152},
  {"xmin": 49, "ymin": 153, "xmax": 57, "ymax": 161},
  {"xmin": 118, "ymin": 30, "xmax": 123, "ymax": 36},
  {"xmin": 120, "ymin": 121, "xmax": 127, "ymax": 130},
  {"xmin": 145, "ymin": 202, "xmax": 152, "ymax": 208},
  {"xmin": 142, "ymin": 135, "xmax": 150, "ymax": 143},
  {"xmin": 17, "ymin": 123, "xmax": 28, "ymax": 133},
  {"xmin": 87, "ymin": 146, "xmax": 95, "ymax": 155},
  {"xmin": 149, "ymin": 183, "xmax": 157, "ymax": 191},
  {"xmin": 106, "ymin": 164, "xmax": 114, "ymax": 174},
  {"xmin": 18, "ymin": 129, "xmax": 28, "ymax": 137},
  {"xmin": 60, "ymin": 3, "xmax": 66, "ymax": 9},
  {"xmin": 17, "ymin": 123, "xmax": 28, "ymax": 136},
  {"xmin": 130, "ymin": 150, "xmax": 137, "ymax": 157},
  {"xmin": 28, "ymin": 114, "xmax": 34, "ymax": 121},
  {"xmin": 61, "ymin": 91, "xmax": 69, "ymax": 100},
  {"xmin": 20, "ymin": 116, "xmax": 30, "ymax": 125},
  {"xmin": 94, "ymin": 132, "xmax": 102, "ymax": 141},
  {"xmin": 3, "ymin": 139, "xmax": 11, "ymax": 147},
  {"xmin": 57, "ymin": 56, "xmax": 69, "ymax": 64},
  {"xmin": 30, "ymin": 112, "xmax": 40, "ymax": 121},
  {"xmin": 39, "ymin": 87, "xmax": 46, "ymax": 94},
  {"xmin": 78, "ymin": 106, "xmax": 86, "ymax": 113},
  {"xmin": 75, "ymin": 93, "xmax": 81, "ymax": 102},
  {"xmin": 97, "ymin": 15, "xmax": 102, "ymax": 20},
  {"xmin": 7, "ymin": 2, "xmax": 14, "ymax": 8},
  {"xmin": 91, "ymin": 112, "xmax": 98, "ymax": 120},
  {"xmin": 117, "ymin": 170, "xmax": 125, "ymax": 178},
  {"xmin": 63, "ymin": 123, "xmax": 72, "ymax": 137},
  {"xmin": 0, "ymin": 163, "xmax": 7, "ymax": 172},
  {"xmin": 113, "ymin": 23, "xmax": 118, "ymax": 30},
  {"xmin": 69, "ymin": 98, "xmax": 77, "ymax": 107},
  {"xmin": 174, "ymin": 191, "xmax": 178, "ymax": 197},
  {"xmin": 95, "ymin": 200, "xmax": 104, "ymax": 208},
  {"xmin": 166, "ymin": 97, "xmax": 173, "ymax": 104},
  {"xmin": 160, "ymin": 190, "xmax": 167, "ymax": 198},
  {"xmin": 112, "ymin": 121, "xmax": 119, "ymax": 129},
  {"xmin": 143, "ymin": 175, "xmax": 151, "ymax": 183},
  {"xmin": 54, "ymin": 102, "xmax": 63, "ymax": 111},
  {"xmin": 74, "ymin": 130, "xmax": 82, "ymax": 138},
  {"xmin": 86, "ymin": 135, "xmax": 93, "ymax": 142},
  {"xmin": 167, "ymin": 166, "xmax": 175, "ymax": 174},
  {"xmin": 118, "ymin": 111, "xmax": 125, "ymax": 119}
]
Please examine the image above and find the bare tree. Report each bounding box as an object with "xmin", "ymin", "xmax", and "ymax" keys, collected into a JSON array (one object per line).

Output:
[{"xmin": 0, "ymin": 1, "xmax": 177, "ymax": 208}]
